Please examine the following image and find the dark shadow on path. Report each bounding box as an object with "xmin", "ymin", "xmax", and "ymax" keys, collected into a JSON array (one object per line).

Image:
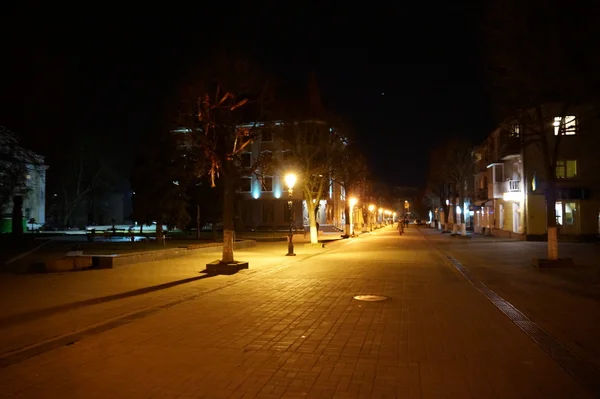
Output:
[{"xmin": 0, "ymin": 274, "xmax": 213, "ymax": 327}]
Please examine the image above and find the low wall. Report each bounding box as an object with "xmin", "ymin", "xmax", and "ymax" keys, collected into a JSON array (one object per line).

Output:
[{"xmin": 85, "ymin": 240, "xmax": 257, "ymax": 270}]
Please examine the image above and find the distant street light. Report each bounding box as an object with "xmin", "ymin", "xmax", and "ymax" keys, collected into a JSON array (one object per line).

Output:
[{"xmin": 285, "ymin": 173, "xmax": 297, "ymax": 256}]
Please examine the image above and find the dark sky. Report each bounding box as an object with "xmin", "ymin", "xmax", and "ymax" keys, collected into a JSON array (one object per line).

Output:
[{"xmin": 1, "ymin": 3, "xmax": 494, "ymax": 187}]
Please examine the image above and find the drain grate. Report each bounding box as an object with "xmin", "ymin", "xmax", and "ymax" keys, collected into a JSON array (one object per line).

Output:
[
  {"xmin": 445, "ymin": 255, "xmax": 600, "ymax": 397},
  {"xmin": 353, "ymin": 295, "xmax": 389, "ymax": 302}
]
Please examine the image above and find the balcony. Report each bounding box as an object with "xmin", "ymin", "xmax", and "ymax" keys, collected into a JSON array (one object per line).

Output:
[
  {"xmin": 505, "ymin": 179, "xmax": 520, "ymax": 192},
  {"xmin": 487, "ymin": 182, "xmax": 504, "ymax": 199}
]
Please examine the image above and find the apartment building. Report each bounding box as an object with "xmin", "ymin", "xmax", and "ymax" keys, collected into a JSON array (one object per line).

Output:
[
  {"xmin": 1, "ymin": 156, "xmax": 47, "ymax": 233},
  {"xmin": 172, "ymin": 120, "xmax": 348, "ymax": 232},
  {"xmin": 473, "ymin": 104, "xmax": 600, "ymax": 240},
  {"xmin": 236, "ymin": 120, "xmax": 347, "ymax": 231}
]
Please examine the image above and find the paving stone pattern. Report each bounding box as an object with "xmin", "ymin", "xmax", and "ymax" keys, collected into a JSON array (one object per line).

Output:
[{"xmin": 0, "ymin": 227, "xmax": 591, "ymax": 398}]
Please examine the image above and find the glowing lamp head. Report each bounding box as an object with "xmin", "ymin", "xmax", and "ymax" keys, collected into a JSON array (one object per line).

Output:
[
  {"xmin": 378, "ymin": 208, "xmax": 383, "ymax": 213},
  {"xmin": 368, "ymin": 204, "xmax": 375, "ymax": 212},
  {"xmin": 284, "ymin": 173, "xmax": 296, "ymax": 190},
  {"xmin": 349, "ymin": 197, "xmax": 358, "ymax": 207}
]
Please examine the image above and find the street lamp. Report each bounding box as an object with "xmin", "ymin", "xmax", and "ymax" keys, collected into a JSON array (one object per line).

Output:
[
  {"xmin": 285, "ymin": 173, "xmax": 297, "ymax": 256},
  {"xmin": 349, "ymin": 197, "xmax": 358, "ymax": 236},
  {"xmin": 368, "ymin": 204, "xmax": 375, "ymax": 231}
]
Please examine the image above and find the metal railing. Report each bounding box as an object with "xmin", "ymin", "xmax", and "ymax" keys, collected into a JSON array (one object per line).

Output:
[{"xmin": 506, "ymin": 180, "xmax": 520, "ymax": 192}]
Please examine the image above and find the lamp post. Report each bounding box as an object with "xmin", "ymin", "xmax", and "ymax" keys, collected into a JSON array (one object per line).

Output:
[
  {"xmin": 349, "ymin": 197, "xmax": 358, "ymax": 236},
  {"xmin": 285, "ymin": 173, "xmax": 297, "ymax": 256},
  {"xmin": 368, "ymin": 204, "xmax": 375, "ymax": 231},
  {"xmin": 378, "ymin": 208, "xmax": 383, "ymax": 227}
]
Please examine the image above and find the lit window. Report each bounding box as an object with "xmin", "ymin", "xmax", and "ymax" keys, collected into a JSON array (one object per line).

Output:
[
  {"xmin": 554, "ymin": 115, "xmax": 577, "ymax": 135},
  {"xmin": 509, "ymin": 124, "xmax": 520, "ymax": 137},
  {"xmin": 556, "ymin": 160, "xmax": 577, "ymax": 179},
  {"xmin": 564, "ymin": 202, "xmax": 576, "ymax": 225},
  {"xmin": 240, "ymin": 178, "xmax": 252, "ymax": 192}
]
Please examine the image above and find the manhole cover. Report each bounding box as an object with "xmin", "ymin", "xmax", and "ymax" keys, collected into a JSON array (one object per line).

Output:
[{"xmin": 353, "ymin": 295, "xmax": 389, "ymax": 302}]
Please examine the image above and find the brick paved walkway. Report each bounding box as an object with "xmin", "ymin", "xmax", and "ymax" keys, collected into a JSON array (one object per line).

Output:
[
  {"xmin": 420, "ymin": 227, "xmax": 600, "ymax": 376},
  {"xmin": 0, "ymin": 227, "xmax": 592, "ymax": 398}
]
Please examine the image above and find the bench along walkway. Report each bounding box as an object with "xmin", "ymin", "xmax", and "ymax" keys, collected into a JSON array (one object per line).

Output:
[{"xmin": 45, "ymin": 240, "xmax": 257, "ymax": 272}]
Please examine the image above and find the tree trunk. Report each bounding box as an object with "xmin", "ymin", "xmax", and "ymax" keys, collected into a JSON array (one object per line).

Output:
[
  {"xmin": 344, "ymin": 204, "xmax": 351, "ymax": 236},
  {"xmin": 156, "ymin": 222, "xmax": 163, "ymax": 242},
  {"xmin": 307, "ymin": 200, "xmax": 318, "ymax": 244},
  {"xmin": 11, "ymin": 195, "xmax": 23, "ymax": 236},
  {"xmin": 545, "ymin": 181, "xmax": 559, "ymax": 260},
  {"xmin": 196, "ymin": 204, "xmax": 201, "ymax": 240},
  {"xmin": 221, "ymin": 162, "xmax": 235, "ymax": 263},
  {"xmin": 451, "ymin": 197, "xmax": 458, "ymax": 233}
]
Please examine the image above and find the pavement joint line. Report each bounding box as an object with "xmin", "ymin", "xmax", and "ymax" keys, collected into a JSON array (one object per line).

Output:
[
  {"xmin": 417, "ymin": 227, "xmax": 600, "ymax": 397},
  {"xmin": 0, "ymin": 234, "xmax": 361, "ymax": 369}
]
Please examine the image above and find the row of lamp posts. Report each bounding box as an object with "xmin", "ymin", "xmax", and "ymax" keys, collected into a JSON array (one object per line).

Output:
[{"xmin": 283, "ymin": 171, "xmax": 401, "ymax": 256}]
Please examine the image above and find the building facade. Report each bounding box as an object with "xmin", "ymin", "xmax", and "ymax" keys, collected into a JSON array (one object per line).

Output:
[
  {"xmin": 235, "ymin": 121, "xmax": 347, "ymax": 232},
  {"xmin": 473, "ymin": 104, "xmax": 600, "ymax": 240},
  {"xmin": 1, "ymin": 159, "xmax": 47, "ymax": 232}
]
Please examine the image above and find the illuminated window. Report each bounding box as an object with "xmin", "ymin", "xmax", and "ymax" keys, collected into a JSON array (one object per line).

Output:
[
  {"xmin": 556, "ymin": 201, "xmax": 578, "ymax": 226},
  {"xmin": 509, "ymin": 124, "xmax": 520, "ymax": 137},
  {"xmin": 556, "ymin": 160, "xmax": 577, "ymax": 179},
  {"xmin": 553, "ymin": 115, "xmax": 577, "ymax": 135},
  {"xmin": 564, "ymin": 202, "xmax": 576, "ymax": 225},
  {"xmin": 240, "ymin": 177, "xmax": 252, "ymax": 192}
]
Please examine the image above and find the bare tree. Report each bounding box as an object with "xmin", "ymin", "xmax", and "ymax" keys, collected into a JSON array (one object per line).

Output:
[
  {"xmin": 427, "ymin": 139, "xmax": 473, "ymax": 231},
  {"xmin": 59, "ymin": 147, "xmax": 102, "ymax": 227},
  {"xmin": 332, "ymin": 141, "xmax": 369, "ymax": 236},
  {"xmin": 175, "ymin": 54, "xmax": 271, "ymax": 264},
  {"xmin": 483, "ymin": 0, "xmax": 600, "ymax": 259},
  {"xmin": 279, "ymin": 120, "xmax": 344, "ymax": 244}
]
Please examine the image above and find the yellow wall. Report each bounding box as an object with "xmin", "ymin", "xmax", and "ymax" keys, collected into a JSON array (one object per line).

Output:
[
  {"xmin": 526, "ymin": 195, "xmax": 547, "ymax": 235},
  {"xmin": 580, "ymin": 200, "xmax": 600, "ymax": 235}
]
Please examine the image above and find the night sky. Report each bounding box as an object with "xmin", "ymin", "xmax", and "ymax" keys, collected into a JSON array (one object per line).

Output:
[{"xmin": 1, "ymin": 3, "xmax": 494, "ymax": 187}]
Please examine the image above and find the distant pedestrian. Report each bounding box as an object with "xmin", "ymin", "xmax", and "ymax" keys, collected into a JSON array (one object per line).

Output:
[{"xmin": 398, "ymin": 220, "xmax": 404, "ymax": 235}]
